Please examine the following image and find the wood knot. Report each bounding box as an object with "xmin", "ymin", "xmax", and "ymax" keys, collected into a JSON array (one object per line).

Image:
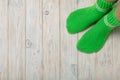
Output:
[
  {"xmin": 71, "ymin": 64, "xmax": 77, "ymax": 77},
  {"xmin": 44, "ymin": 10, "xmax": 49, "ymax": 15},
  {"xmin": 26, "ymin": 39, "xmax": 32, "ymax": 48}
]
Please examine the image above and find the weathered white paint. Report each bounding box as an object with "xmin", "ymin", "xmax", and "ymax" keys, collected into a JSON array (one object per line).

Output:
[{"xmin": 0, "ymin": 0, "xmax": 120, "ymax": 80}]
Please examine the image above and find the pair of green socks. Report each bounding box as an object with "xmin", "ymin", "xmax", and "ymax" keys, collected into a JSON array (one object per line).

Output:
[{"xmin": 66, "ymin": 0, "xmax": 120, "ymax": 53}]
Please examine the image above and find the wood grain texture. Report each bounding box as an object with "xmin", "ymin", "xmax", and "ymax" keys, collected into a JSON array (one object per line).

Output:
[
  {"xmin": 26, "ymin": 0, "xmax": 43, "ymax": 80},
  {"xmin": 60, "ymin": 0, "xmax": 78, "ymax": 80},
  {"xmin": 8, "ymin": 0, "xmax": 26, "ymax": 80},
  {"xmin": 112, "ymin": 28, "xmax": 120, "ymax": 80},
  {"xmin": 42, "ymin": 0, "xmax": 60, "ymax": 80},
  {"xmin": 0, "ymin": 0, "xmax": 8, "ymax": 80},
  {"xmin": 0, "ymin": 0, "xmax": 120, "ymax": 80}
]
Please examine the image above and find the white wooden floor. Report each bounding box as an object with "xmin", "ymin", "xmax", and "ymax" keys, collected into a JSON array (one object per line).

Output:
[{"xmin": 0, "ymin": 0, "xmax": 120, "ymax": 80}]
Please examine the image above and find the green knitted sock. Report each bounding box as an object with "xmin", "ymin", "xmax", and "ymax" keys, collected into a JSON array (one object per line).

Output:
[
  {"xmin": 66, "ymin": 0, "xmax": 116, "ymax": 34},
  {"xmin": 77, "ymin": 7, "xmax": 120, "ymax": 53}
]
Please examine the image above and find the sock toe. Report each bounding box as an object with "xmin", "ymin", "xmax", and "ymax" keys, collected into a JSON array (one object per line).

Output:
[
  {"xmin": 77, "ymin": 7, "xmax": 120, "ymax": 53},
  {"xmin": 77, "ymin": 42, "xmax": 96, "ymax": 54},
  {"xmin": 66, "ymin": 0, "xmax": 116, "ymax": 34}
]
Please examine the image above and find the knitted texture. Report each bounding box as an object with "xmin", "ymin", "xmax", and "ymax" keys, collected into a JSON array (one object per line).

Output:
[
  {"xmin": 77, "ymin": 7, "xmax": 120, "ymax": 53},
  {"xmin": 66, "ymin": 0, "xmax": 116, "ymax": 34}
]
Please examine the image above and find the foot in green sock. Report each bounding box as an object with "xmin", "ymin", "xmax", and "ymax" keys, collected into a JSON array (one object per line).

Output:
[
  {"xmin": 77, "ymin": 7, "xmax": 120, "ymax": 53},
  {"xmin": 66, "ymin": 0, "xmax": 116, "ymax": 34}
]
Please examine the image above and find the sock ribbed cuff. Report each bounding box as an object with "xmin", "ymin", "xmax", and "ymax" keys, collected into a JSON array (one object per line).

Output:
[
  {"xmin": 97, "ymin": 0, "xmax": 116, "ymax": 9},
  {"xmin": 104, "ymin": 7, "xmax": 120, "ymax": 28}
]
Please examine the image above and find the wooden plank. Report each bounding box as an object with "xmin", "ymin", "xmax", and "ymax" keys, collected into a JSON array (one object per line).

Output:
[
  {"xmin": 60, "ymin": 0, "xmax": 78, "ymax": 80},
  {"xmin": 0, "ymin": 0, "xmax": 8, "ymax": 80},
  {"xmin": 8, "ymin": 0, "xmax": 26, "ymax": 80},
  {"xmin": 25, "ymin": 0, "xmax": 43, "ymax": 80},
  {"xmin": 42, "ymin": 0, "xmax": 60, "ymax": 79},
  {"xmin": 78, "ymin": 54, "xmax": 96, "ymax": 80},
  {"xmin": 112, "ymin": 28, "xmax": 120, "ymax": 80},
  {"xmin": 95, "ymin": 35, "xmax": 113, "ymax": 80},
  {"xmin": 77, "ymin": 0, "xmax": 96, "ymax": 80}
]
